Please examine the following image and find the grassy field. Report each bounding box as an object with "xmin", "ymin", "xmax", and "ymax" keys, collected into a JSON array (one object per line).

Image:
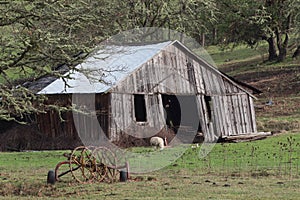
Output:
[{"xmin": 1, "ymin": 132, "xmax": 300, "ymax": 199}]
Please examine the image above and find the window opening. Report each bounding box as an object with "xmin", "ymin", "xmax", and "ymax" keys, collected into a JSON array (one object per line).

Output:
[
  {"xmin": 204, "ymin": 95, "xmax": 212, "ymax": 122},
  {"xmin": 134, "ymin": 94, "xmax": 147, "ymax": 122}
]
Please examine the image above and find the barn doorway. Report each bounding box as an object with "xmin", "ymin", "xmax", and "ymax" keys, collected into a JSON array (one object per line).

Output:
[
  {"xmin": 162, "ymin": 95, "xmax": 202, "ymax": 137},
  {"xmin": 162, "ymin": 94, "xmax": 181, "ymax": 131}
]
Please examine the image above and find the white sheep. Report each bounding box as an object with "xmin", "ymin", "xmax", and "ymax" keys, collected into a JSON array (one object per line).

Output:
[{"xmin": 150, "ymin": 136, "xmax": 166, "ymax": 150}]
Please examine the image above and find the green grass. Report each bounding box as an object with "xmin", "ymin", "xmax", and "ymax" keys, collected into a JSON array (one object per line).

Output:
[
  {"xmin": 173, "ymin": 133, "xmax": 300, "ymax": 176},
  {"xmin": 1, "ymin": 133, "xmax": 300, "ymax": 199},
  {"xmin": 204, "ymin": 43, "xmax": 268, "ymax": 65},
  {"xmin": 223, "ymin": 57, "xmax": 300, "ymax": 76},
  {"xmin": 0, "ymin": 151, "xmax": 64, "ymax": 169}
]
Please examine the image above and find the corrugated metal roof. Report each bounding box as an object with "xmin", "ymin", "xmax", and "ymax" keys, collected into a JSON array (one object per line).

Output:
[{"xmin": 38, "ymin": 41, "xmax": 173, "ymax": 94}]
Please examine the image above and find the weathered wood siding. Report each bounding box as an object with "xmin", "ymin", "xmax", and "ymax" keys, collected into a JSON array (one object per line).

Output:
[
  {"xmin": 109, "ymin": 43, "xmax": 257, "ymax": 141},
  {"xmin": 210, "ymin": 93, "xmax": 257, "ymax": 137},
  {"xmin": 111, "ymin": 44, "xmax": 202, "ymax": 94},
  {"xmin": 36, "ymin": 94, "xmax": 110, "ymax": 140},
  {"xmin": 109, "ymin": 93, "xmax": 165, "ymax": 141},
  {"xmin": 36, "ymin": 94, "xmax": 75, "ymax": 138},
  {"xmin": 72, "ymin": 93, "xmax": 110, "ymax": 141}
]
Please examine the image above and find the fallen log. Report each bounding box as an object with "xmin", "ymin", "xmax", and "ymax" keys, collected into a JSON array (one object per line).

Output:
[{"xmin": 220, "ymin": 132, "xmax": 272, "ymax": 143}]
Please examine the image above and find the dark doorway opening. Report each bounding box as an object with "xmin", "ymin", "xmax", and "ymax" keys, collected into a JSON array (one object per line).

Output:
[
  {"xmin": 134, "ymin": 94, "xmax": 147, "ymax": 122},
  {"xmin": 162, "ymin": 95, "xmax": 202, "ymax": 137},
  {"xmin": 162, "ymin": 95, "xmax": 181, "ymax": 131}
]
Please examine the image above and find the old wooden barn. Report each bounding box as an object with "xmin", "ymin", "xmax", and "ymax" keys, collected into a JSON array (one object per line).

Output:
[{"xmin": 36, "ymin": 40, "xmax": 259, "ymax": 145}]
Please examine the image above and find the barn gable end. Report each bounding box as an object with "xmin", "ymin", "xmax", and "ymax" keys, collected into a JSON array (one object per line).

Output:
[{"xmin": 107, "ymin": 41, "xmax": 257, "ymax": 142}]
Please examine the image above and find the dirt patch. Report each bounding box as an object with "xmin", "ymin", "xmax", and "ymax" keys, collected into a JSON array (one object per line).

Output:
[
  {"xmin": 257, "ymin": 120, "xmax": 300, "ymax": 132},
  {"xmin": 0, "ymin": 181, "xmax": 60, "ymax": 198},
  {"xmin": 256, "ymin": 97, "xmax": 300, "ymax": 116},
  {"xmin": 234, "ymin": 66, "xmax": 300, "ymax": 97},
  {"xmin": 254, "ymin": 95, "xmax": 300, "ymax": 133}
]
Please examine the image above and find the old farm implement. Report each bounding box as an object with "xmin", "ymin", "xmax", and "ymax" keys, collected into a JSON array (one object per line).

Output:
[{"xmin": 47, "ymin": 146, "xmax": 129, "ymax": 184}]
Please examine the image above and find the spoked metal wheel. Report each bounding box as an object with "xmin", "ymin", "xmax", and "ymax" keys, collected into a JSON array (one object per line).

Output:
[
  {"xmin": 92, "ymin": 147, "xmax": 118, "ymax": 183},
  {"xmin": 55, "ymin": 160, "xmax": 74, "ymax": 182},
  {"xmin": 69, "ymin": 146, "xmax": 96, "ymax": 183}
]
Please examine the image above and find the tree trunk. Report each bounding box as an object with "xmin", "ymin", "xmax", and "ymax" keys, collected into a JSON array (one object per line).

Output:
[
  {"xmin": 212, "ymin": 27, "xmax": 217, "ymax": 45},
  {"xmin": 278, "ymin": 46, "xmax": 287, "ymax": 62},
  {"xmin": 292, "ymin": 45, "xmax": 300, "ymax": 58},
  {"xmin": 276, "ymin": 14, "xmax": 291, "ymax": 62},
  {"xmin": 201, "ymin": 33, "xmax": 205, "ymax": 47},
  {"xmin": 180, "ymin": 32, "xmax": 185, "ymax": 43},
  {"xmin": 266, "ymin": 37, "xmax": 278, "ymax": 61},
  {"xmin": 277, "ymin": 32, "xmax": 289, "ymax": 62}
]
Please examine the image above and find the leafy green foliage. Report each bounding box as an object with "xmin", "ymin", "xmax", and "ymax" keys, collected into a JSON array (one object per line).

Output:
[{"xmin": 0, "ymin": 85, "xmax": 46, "ymax": 122}]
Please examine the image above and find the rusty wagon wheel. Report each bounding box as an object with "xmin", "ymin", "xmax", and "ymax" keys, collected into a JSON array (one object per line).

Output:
[
  {"xmin": 69, "ymin": 146, "xmax": 96, "ymax": 183},
  {"xmin": 92, "ymin": 147, "xmax": 118, "ymax": 183}
]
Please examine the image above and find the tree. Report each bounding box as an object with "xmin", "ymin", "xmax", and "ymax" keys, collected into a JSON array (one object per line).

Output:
[
  {"xmin": 215, "ymin": 0, "xmax": 278, "ymax": 60},
  {"xmin": 264, "ymin": 0, "xmax": 292, "ymax": 61},
  {"xmin": 292, "ymin": 4, "xmax": 300, "ymax": 59},
  {"xmin": 215, "ymin": 0, "xmax": 300, "ymax": 62},
  {"xmin": 106, "ymin": 0, "xmax": 217, "ymax": 45},
  {"xmin": 168, "ymin": 0, "xmax": 217, "ymax": 46},
  {"xmin": 0, "ymin": 0, "xmax": 111, "ymax": 122}
]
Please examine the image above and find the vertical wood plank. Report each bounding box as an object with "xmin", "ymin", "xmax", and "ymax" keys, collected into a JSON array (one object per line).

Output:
[{"xmin": 249, "ymin": 97, "xmax": 257, "ymax": 133}]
